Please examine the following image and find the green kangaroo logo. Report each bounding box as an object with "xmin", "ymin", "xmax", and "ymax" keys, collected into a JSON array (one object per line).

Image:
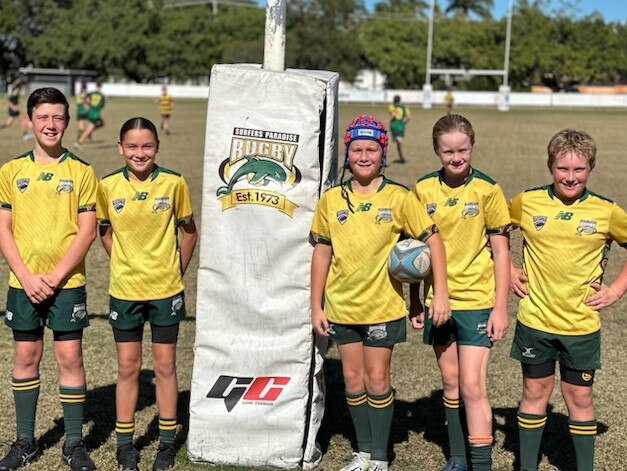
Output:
[{"xmin": 216, "ymin": 157, "xmax": 287, "ymax": 197}]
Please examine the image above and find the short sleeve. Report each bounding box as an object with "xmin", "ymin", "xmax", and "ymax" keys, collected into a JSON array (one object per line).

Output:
[
  {"xmin": 485, "ymin": 183, "xmax": 512, "ymax": 235},
  {"xmin": 175, "ymin": 176, "xmax": 194, "ymax": 226},
  {"xmin": 402, "ymin": 187, "xmax": 437, "ymax": 242},
  {"xmin": 310, "ymin": 192, "xmax": 331, "ymax": 245},
  {"xmin": 609, "ymin": 203, "xmax": 627, "ymax": 247},
  {"xmin": 509, "ymin": 192, "xmax": 523, "ymax": 228},
  {"xmin": 78, "ymin": 165, "xmax": 97, "ymax": 213}
]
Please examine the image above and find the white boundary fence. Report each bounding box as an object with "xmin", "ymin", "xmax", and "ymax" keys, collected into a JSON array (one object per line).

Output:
[{"xmin": 83, "ymin": 82, "xmax": 627, "ymax": 108}]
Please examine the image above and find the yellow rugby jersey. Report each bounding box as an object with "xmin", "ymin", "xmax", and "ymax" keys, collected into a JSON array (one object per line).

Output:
[
  {"xmin": 97, "ymin": 165, "xmax": 194, "ymax": 301},
  {"xmin": 411, "ymin": 168, "xmax": 511, "ymax": 309},
  {"xmin": 310, "ymin": 177, "xmax": 436, "ymax": 325},
  {"xmin": 0, "ymin": 151, "xmax": 97, "ymax": 289},
  {"xmin": 158, "ymin": 94, "xmax": 173, "ymax": 115},
  {"xmin": 388, "ymin": 104, "xmax": 410, "ymax": 122},
  {"xmin": 510, "ymin": 185, "xmax": 627, "ymax": 335}
]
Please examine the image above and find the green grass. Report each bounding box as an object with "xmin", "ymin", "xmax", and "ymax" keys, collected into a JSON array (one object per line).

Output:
[{"xmin": 0, "ymin": 98, "xmax": 625, "ymax": 470}]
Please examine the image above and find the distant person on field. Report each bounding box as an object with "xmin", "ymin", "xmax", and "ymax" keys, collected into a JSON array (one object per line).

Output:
[
  {"xmin": 0, "ymin": 87, "xmax": 97, "ymax": 471},
  {"xmin": 74, "ymin": 82, "xmax": 105, "ymax": 150},
  {"xmin": 510, "ymin": 129, "xmax": 627, "ymax": 471},
  {"xmin": 155, "ymin": 86, "xmax": 174, "ymax": 135},
  {"xmin": 97, "ymin": 117, "xmax": 197, "ymax": 471},
  {"xmin": 411, "ymin": 114, "xmax": 511, "ymax": 471},
  {"xmin": 310, "ymin": 114, "xmax": 450, "ymax": 471},
  {"xmin": 75, "ymin": 82, "xmax": 88, "ymax": 140},
  {"xmin": 445, "ymin": 89, "xmax": 454, "ymax": 115},
  {"xmin": 387, "ymin": 95, "xmax": 410, "ymax": 163},
  {"xmin": 1, "ymin": 83, "xmax": 33, "ymax": 140}
]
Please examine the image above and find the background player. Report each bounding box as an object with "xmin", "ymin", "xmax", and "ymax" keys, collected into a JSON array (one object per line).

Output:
[
  {"xmin": 410, "ymin": 114, "xmax": 511, "ymax": 471},
  {"xmin": 1, "ymin": 83, "xmax": 32, "ymax": 140},
  {"xmin": 155, "ymin": 86, "xmax": 174, "ymax": 135},
  {"xmin": 0, "ymin": 87, "xmax": 97, "ymax": 471},
  {"xmin": 74, "ymin": 82, "xmax": 105, "ymax": 150},
  {"xmin": 387, "ymin": 95, "xmax": 411, "ymax": 164},
  {"xmin": 97, "ymin": 117, "xmax": 197, "ymax": 471},
  {"xmin": 310, "ymin": 115, "xmax": 450, "ymax": 471},
  {"xmin": 75, "ymin": 82, "xmax": 88, "ymax": 141},
  {"xmin": 509, "ymin": 129, "xmax": 627, "ymax": 470}
]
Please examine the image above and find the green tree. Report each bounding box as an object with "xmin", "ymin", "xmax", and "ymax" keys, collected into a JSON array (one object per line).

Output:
[
  {"xmin": 285, "ymin": 0, "xmax": 367, "ymax": 80},
  {"xmin": 444, "ymin": 0, "xmax": 494, "ymax": 19}
]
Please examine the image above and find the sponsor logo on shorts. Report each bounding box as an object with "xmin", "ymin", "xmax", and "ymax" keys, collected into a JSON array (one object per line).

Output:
[
  {"xmin": 16, "ymin": 178, "xmax": 30, "ymax": 193},
  {"xmin": 206, "ymin": 375, "xmax": 290, "ymax": 412},
  {"xmin": 533, "ymin": 215, "xmax": 547, "ymax": 231},
  {"xmin": 56, "ymin": 179, "xmax": 74, "ymax": 194},
  {"xmin": 426, "ymin": 203, "xmax": 437, "ymax": 216},
  {"xmin": 522, "ymin": 347, "xmax": 536, "ymax": 358},
  {"xmin": 109, "ymin": 310, "xmax": 118, "ymax": 321},
  {"xmin": 367, "ymin": 323, "xmax": 387, "ymax": 340},
  {"xmin": 577, "ymin": 219, "xmax": 597, "ymax": 236},
  {"xmin": 582, "ymin": 371, "xmax": 593, "ymax": 382},
  {"xmin": 152, "ymin": 196, "xmax": 171, "ymax": 213},
  {"xmin": 375, "ymin": 208, "xmax": 392, "ymax": 224},
  {"xmin": 476, "ymin": 322, "xmax": 487, "ymax": 335},
  {"xmin": 327, "ymin": 323, "xmax": 336, "ymax": 335},
  {"xmin": 112, "ymin": 198, "xmax": 125, "ymax": 213},
  {"xmin": 337, "ymin": 209, "xmax": 348, "ymax": 225},
  {"xmin": 462, "ymin": 202, "xmax": 479, "ymax": 219},
  {"xmin": 171, "ymin": 295, "xmax": 184, "ymax": 315},
  {"xmin": 5, "ymin": 310, "xmax": 13, "ymax": 321},
  {"xmin": 71, "ymin": 303, "xmax": 87, "ymax": 322}
]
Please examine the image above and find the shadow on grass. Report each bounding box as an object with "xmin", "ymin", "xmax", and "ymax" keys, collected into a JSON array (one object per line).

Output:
[
  {"xmin": 317, "ymin": 357, "xmax": 608, "ymax": 470},
  {"xmin": 35, "ymin": 369, "xmax": 190, "ymax": 456},
  {"xmin": 495, "ymin": 404, "xmax": 608, "ymax": 471}
]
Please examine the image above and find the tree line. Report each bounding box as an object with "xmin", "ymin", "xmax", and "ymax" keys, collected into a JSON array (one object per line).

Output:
[{"xmin": 1, "ymin": 0, "xmax": 625, "ymax": 91}]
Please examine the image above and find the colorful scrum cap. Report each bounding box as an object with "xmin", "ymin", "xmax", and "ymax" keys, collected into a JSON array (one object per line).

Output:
[{"xmin": 343, "ymin": 115, "xmax": 388, "ymax": 168}]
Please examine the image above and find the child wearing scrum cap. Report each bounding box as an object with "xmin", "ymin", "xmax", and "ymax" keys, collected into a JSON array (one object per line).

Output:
[{"xmin": 310, "ymin": 115, "xmax": 450, "ymax": 471}]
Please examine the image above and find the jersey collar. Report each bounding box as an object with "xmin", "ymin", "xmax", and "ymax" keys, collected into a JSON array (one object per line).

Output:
[
  {"xmin": 346, "ymin": 175, "xmax": 388, "ymax": 193},
  {"xmin": 547, "ymin": 184, "xmax": 590, "ymax": 203},
  {"xmin": 122, "ymin": 164, "xmax": 161, "ymax": 182}
]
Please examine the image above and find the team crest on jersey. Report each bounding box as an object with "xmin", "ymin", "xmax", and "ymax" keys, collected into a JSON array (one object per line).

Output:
[
  {"xmin": 577, "ymin": 219, "xmax": 597, "ymax": 236},
  {"xmin": 426, "ymin": 203, "xmax": 437, "ymax": 216},
  {"xmin": 16, "ymin": 178, "xmax": 30, "ymax": 193},
  {"xmin": 71, "ymin": 303, "xmax": 87, "ymax": 322},
  {"xmin": 533, "ymin": 215, "xmax": 547, "ymax": 231},
  {"xmin": 216, "ymin": 127, "xmax": 301, "ymax": 217},
  {"xmin": 337, "ymin": 209, "xmax": 349, "ymax": 225},
  {"xmin": 112, "ymin": 198, "xmax": 125, "ymax": 213},
  {"xmin": 152, "ymin": 197, "xmax": 171, "ymax": 213},
  {"xmin": 375, "ymin": 208, "xmax": 392, "ymax": 224},
  {"xmin": 461, "ymin": 202, "xmax": 479, "ymax": 219},
  {"xmin": 56, "ymin": 179, "xmax": 74, "ymax": 194},
  {"xmin": 171, "ymin": 295, "xmax": 184, "ymax": 315}
]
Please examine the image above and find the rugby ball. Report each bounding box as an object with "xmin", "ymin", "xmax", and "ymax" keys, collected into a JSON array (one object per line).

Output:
[{"xmin": 388, "ymin": 238, "xmax": 431, "ymax": 283}]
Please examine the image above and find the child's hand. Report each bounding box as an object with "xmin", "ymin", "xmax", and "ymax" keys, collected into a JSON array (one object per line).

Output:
[
  {"xmin": 585, "ymin": 282, "xmax": 620, "ymax": 310},
  {"xmin": 311, "ymin": 307, "xmax": 330, "ymax": 337},
  {"xmin": 429, "ymin": 292, "xmax": 451, "ymax": 327},
  {"xmin": 510, "ymin": 267, "xmax": 528, "ymax": 297},
  {"xmin": 487, "ymin": 306, "xmax": 508, "ymax": 341},
  {"xmin": 408, "ymin": 311, "xmax": 425, "ymax": 330},
  {"xmin": 21, "ymin": 273, "xmax": 54, "ymax": 304}
]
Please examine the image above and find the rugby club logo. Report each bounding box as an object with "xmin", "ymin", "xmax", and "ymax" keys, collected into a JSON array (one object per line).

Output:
[
  {"xmin": 461, "ymin": 202, "xmax": 479, "ymax": 219},
  {"xmin": 71, "ymin": 303, "xmax": 87, "ymax": 321},
  {"xmin": 152, "ymin": 196, "xmax": 171, "ymax": 213},
  {"xmin": 577, "ymin": 219, "xmax": 597, "ymax": 235},
  {"xmin": 216, "ymin": 127, "xmax": 301, "ymax": 217},
  {"xmin": 56, "ymin": 179, "xmax": 74, "ymax": 194},
  {"xmin": 375, "ymin": 208, "xmax": 392, "ymax": 224},
  {"xmin": 206, "ymin": 375, "xmax": 291, "ymax": 412},
  {"xmin": 16, "ymin": 178, "xmax": 30, "ymax": 193},
  {"xmin": 533, "ymin": 215, "xmax": 547, "ymax": 231}
]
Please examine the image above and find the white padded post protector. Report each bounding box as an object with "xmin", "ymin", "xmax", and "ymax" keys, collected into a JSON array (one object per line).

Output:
[{"xmin": 188, "ymin": 64, "xmax": 339, "ymax": 468}]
